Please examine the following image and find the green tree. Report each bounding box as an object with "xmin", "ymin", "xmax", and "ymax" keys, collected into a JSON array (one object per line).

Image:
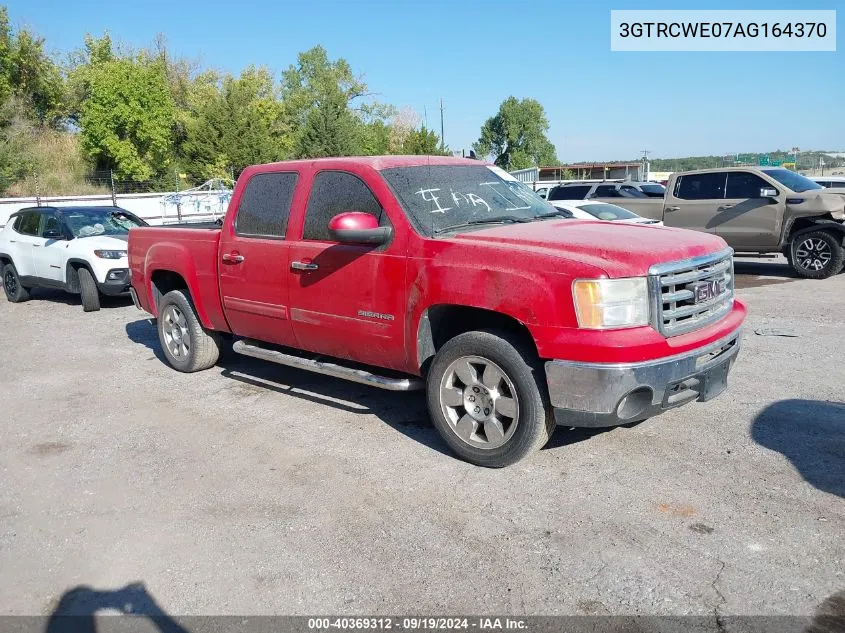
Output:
[
  {"xmin": 472, "ymin": 97, "xmax": 557, "ymax": 170},
  {"xmin": 296, "ymin": 88, "xmax": 358, "ymax": 158},
  {"xmin": 77, "ymin": 54, "xmax": 175, "ymax": 180},
  {"xmin": 0, "ymin": 7, "xmax": 65, "ymax": 126},
  {"xmin": 402, "ymin": 126, "xmax": 445, "ymax": 155},
  {"xmin": 180, "ymin": 67, "xmax": 290, "ymax": 181}
]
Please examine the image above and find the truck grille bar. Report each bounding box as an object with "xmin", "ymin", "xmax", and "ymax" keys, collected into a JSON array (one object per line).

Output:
[{"xmin": 648, "ymin": 248, "xmax": 735, "ymax": 337}]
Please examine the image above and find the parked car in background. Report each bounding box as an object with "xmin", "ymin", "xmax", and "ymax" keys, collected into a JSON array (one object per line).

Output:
[
  {"xmin": 549, "ymin": 200, "xmax": 663, "ymax": 225},
  {"xmin": 548, "ymin": 181, "xmax": 666, "ymax": 202},
  {"xmin": 812, "ymin": 176, "xmax": 845, "ymax": 189},
  {"xmin": 0, "ymin": 206, "xmax": 147, "ymax": 311},
  {"xmin": 129, "ymin": 156, "xmax": 745, "ymax": 467},
  {"xmin": 596, "ymin": 167, "xmax": 845, "ymax": 279}
]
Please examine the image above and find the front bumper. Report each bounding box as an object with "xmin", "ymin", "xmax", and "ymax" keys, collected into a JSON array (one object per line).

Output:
[
  {"xmin": 546, "ymin": 329, "xmax": 741, "ymax": 428},
  {"xmin": 96, "ymin": 268, "xmax": 131, "ymax": 296}
]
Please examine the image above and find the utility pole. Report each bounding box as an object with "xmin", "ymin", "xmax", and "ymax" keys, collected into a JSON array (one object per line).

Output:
[
  {"xmin": 440, "ymin": 98, "xmax": 445, "ymax": 152},
  {"xmin": 641, "ymin": 150, "xmax": 650, "ymax": 180},
  {"xmin": 791, "ymin": 147, "xmax": 800, "ymax": 171}
]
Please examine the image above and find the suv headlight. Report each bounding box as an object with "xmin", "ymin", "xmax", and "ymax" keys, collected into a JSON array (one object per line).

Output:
[
  {"xmin": 94, "ymin": 250, "xmax": 127, "ymax": 259},
  {"xmin": 573, "ymin": 278, "xmax": 650, "ymax": 329}
]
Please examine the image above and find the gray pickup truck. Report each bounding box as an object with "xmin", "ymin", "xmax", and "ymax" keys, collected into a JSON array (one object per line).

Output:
[{"xmin": 575, "ymin": 167, "xmax": 845, "ymax": 279}]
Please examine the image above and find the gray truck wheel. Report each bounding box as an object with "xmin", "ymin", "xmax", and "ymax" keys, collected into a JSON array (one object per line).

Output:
[
  {"xmin": 77, "ymin": 267, "xmax": 101, "ymax": 312},
  {"xmin": 789, "ymin": 230, "xmax": 845, "ymax": 279},
  {"xmin": 157, "ymin": 289, "xmax": 221, "ymax": 372},
  {"xmin": 3, "ymin": 262, "xmax": 30, "ymax": 303},
  {"xmin": 426, "ymin": 329, "xmax": 556, "ymax": 468}
]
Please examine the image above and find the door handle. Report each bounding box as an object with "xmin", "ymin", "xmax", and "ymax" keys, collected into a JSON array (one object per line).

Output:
[
  {"xmin": 291, "ymin": 261, "xmax": 319, "ymax": 271},
  {"xmin": 665, "ymin": 206, "xmax": 680, "ymax": 212},
  {"xmin": 718, "ymin": 204, "xmax": 735, "ymax": 211},
  {"xmin": 221, "ymin": 253, "xmax": 245, "ymax": 264}
]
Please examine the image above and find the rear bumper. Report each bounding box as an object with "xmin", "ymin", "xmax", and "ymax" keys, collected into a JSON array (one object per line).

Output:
[{"xmin": 546, "ymin": 329, "xmax": 741, "ymax": 428}]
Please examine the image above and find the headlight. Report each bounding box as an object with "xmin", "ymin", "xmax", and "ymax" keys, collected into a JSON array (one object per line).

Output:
[
  {"xmin": 94, "ymin": 250, "xmax": 127, "ymax": 259},
  {"xmin": 573, "ymin": 277, "xmax": 649, "ymax": 329}
]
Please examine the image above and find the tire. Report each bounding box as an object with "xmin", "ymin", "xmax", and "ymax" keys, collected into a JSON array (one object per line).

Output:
[
  {"xmin": 77, "ymin": 267, "xmax": 101, "ymax": 312},
  {"xmin": 157, "ymin": 289, "xmax": 221, "ymax": 372},
  {"xmin": 425, "ymin": 329, "xmax": 556, "ymax": 468},
  {"xmin": 789, "ymin": 230, "xmax": 845, "ymax": 279},
  {"xmin": 2, "ymin": 262, "xmax": 30, "ymax": 303}
]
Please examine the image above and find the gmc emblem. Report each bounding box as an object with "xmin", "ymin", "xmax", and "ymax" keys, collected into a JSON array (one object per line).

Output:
[{"xmin": 691, "ymin": 278, "xmax": 726, "ymax": 304}]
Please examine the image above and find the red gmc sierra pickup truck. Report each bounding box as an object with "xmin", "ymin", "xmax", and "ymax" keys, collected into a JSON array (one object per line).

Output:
[{"xmin": 128, "ymin": 156, "xmax": 746, "ymax": 467}]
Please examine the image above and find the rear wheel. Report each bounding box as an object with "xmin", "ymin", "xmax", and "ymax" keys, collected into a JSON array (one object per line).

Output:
[
  {"xmin": 789, "ymin": 230, "xmax": 845, "ymax": 279},
  {"xmin": 426, "ymin": 329, "xmax": 555, "ymax": 467},
  {"xmin": 2, "ymin": 262, "xmax": 30, "ymax": 303},
  {"xmin": 77, "ymin": 267, "xmax": 101, "ymax": 312},
  {"xmin": 157, "ymin": 289, "xmax": 221, "ymax": 372}
]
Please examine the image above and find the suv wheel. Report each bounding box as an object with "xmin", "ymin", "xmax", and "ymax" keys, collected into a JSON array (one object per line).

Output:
[
  {"xmin": 77, "ymin": 267, "xmax": 101, "ymax": 312},
  {"xmin": 789, "ymin": 230, "xmax": 845, "ymax": 279},
  {"xmin": 426, "ymin": 329, "xmax": 556, "ymax": 467},
  {"xmin": 2, "ymin": 262, "xmax": 30, "ymax": 303},
  {"xmin": 157, "ymin": 289, "xmax": 221, "ymax": 372}
]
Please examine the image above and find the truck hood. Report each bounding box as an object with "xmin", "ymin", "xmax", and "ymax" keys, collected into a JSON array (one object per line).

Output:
[{"xmin": 451, "ymin": 220, "xmax": 727, "ymax": 277}]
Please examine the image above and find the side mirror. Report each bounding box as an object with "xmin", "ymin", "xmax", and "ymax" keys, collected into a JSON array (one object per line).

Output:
[
  {"xmin": 328, "ymin": 212, "xmax": 392, "ymax": 245},
  {"xmin": 760, "ymin": 187, "xmax": 778, "ymax": 198}
]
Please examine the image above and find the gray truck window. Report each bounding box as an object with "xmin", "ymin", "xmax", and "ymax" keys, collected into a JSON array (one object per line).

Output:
[
  {"xmin": 16, "ymin": 211, "xmax": 40, "ymax": 236},
  {"xmin": 304, "ymin": 171, "xmax": 388, "ymax": 241},
  {"xmin": 726, "ymin": 172, "xmax": 774, "ymax": 199},
  {"xmin": 676, "ymin": 173, "xmax": 727, "ymax": 200},
  {"xmin": 235, "ymin": 172, "xmax": 298, "ymax": 238},
  {"xmin": 549, "ymin": 185, "xmax": 591, "ymax": 200},
  {"xmin": 595, "ymin": 185, "xmax": 622, "ymax": 197}
]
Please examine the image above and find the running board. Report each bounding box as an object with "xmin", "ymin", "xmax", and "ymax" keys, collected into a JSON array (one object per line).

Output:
[{"xmin": 232, "ymin": 340, "xmax": 424, "ymax": 392}]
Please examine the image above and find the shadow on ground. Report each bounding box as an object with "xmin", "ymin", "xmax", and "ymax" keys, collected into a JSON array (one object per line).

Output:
[
  {"xmin": 45, "ymin": 583, "xmax": 188, "ymax": 633},
  {"xmin": 124, "ymin": 318, "xmax": 600, "ymax": 461},
  {"xmin": 751, "ymin": 399, "xmax": 845, "ymax": 498},
  {"xmin": 25, "ymin": 288, "xmax": 134, "ymax": 310},
  {"xmin": 733, "ymin": 258, "xmax": 801, "ymax": 289}
]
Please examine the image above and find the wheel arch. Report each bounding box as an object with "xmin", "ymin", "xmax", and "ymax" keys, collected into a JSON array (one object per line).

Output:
[
  {"xmin": 65, "ymin": 258, "xmax": 97, "ymax": 294},
  {"xmin": 416, "ymin": 304, "xmax": 538, "ymax": 375}
]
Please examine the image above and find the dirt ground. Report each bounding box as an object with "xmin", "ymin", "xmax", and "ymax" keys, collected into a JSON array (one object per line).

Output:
[{"xmin": 0, "ymin": 255, "xmax": 842, "ymax": 622}]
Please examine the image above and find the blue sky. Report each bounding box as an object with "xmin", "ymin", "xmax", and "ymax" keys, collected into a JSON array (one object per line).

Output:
[{"xmin": 8, "ymin": 0, "xmax": 844, "ymax": 162}]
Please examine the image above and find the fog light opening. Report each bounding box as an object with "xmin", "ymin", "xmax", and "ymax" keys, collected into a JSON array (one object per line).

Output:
[{"xmin": 616, "ymin": 387, "xmax": 653, "ymax": 421}]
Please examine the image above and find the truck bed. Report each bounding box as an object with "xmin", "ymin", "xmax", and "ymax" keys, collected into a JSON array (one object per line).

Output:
[{"xmin": 128, "ymin": 225, "xmax": 229, "ymax": 332}]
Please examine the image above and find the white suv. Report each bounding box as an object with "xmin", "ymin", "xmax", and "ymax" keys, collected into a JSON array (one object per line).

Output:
[{"xmin": 0, "ymin": 206, "xmax": 147, "ymax": 311}]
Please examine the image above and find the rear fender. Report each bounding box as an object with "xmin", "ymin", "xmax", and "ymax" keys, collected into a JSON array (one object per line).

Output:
[{"xmin": 144, "ymin": 242, "xmax": 213, "ymax": 328}]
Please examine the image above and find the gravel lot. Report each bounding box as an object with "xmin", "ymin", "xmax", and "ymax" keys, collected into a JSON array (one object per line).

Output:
[{"xmin": 0, "ymin": 255, "xmax": 842, "ymax": 621}]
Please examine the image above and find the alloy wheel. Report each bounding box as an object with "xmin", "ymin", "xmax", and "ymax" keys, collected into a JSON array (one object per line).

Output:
[
  {"xmin": 438, "ymin": 355, "xmax": 519, "ymax": 449},
  {"xmin": 162, "ymin": 305, "xmax": 190, "ymax": 359},
  {"xmin": 795, "ymin": 237, "xmax": 832, "ymax": 272}
]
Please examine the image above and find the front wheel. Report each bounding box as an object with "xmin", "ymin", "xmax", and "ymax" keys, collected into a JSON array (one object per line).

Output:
[
  {"xmin": 789, "ymin": 230, "xmax": 845, "ymax": 279},
  {"xmin": 157, "ymin": 289, "xmax": 221, "ymax": 372},
  {"xmin": 77, "ymin": 267, "xmax": 101, "ymax": 312},
  {"xmin": 426, "ymin": 329, "xmax": 555, "ymax": 467}
]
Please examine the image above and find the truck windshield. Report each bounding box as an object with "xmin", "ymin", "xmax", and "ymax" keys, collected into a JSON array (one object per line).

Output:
[
  {"xmin": 380, "ymin": 165, "xmax": 562, "ymax": 236},
  {"xmin": 760, "ymin": 169, "xmax": 824, "ymax": 193},
  {"xmin": 64, "ymin": 208, "xmax": 146, "ymax": 238}
]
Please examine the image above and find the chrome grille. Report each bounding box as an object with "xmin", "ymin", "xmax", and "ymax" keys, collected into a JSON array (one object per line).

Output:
[{"xmin": 649, "ymin": 248, "xmax": 734, "ymax": 337}]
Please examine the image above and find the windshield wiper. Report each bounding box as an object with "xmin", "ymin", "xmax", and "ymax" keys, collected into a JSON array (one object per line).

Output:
[
  {"xmin": 534, "ymin": 210, "xmax": 574, "ymax": 220},
  {"xmin": 433, "ymin": 216, "xmax": 533, "ymax": 235}
]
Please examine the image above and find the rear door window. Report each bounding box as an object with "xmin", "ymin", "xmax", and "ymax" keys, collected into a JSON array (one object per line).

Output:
[
  {"xmin": 675, "ymin": 172, "xmax": 727, "ymax": 200},
  {"xmin": 234, "ymin": 172, "xmax": 298, "ymax": 238},
  {"xmin": 549, "ymin": 185, "xmax": 591, "ymax": 200},
  {"xmin": 595, "ymin": 185, "xmax": 622, "ymax": 197},
  {"xmin": 16, "ymin": 212, "xmax": 40, "ymax": 236},
  {"xmin": 303, "ymin": 171, "xmax": 389, "ymax": 241}
]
